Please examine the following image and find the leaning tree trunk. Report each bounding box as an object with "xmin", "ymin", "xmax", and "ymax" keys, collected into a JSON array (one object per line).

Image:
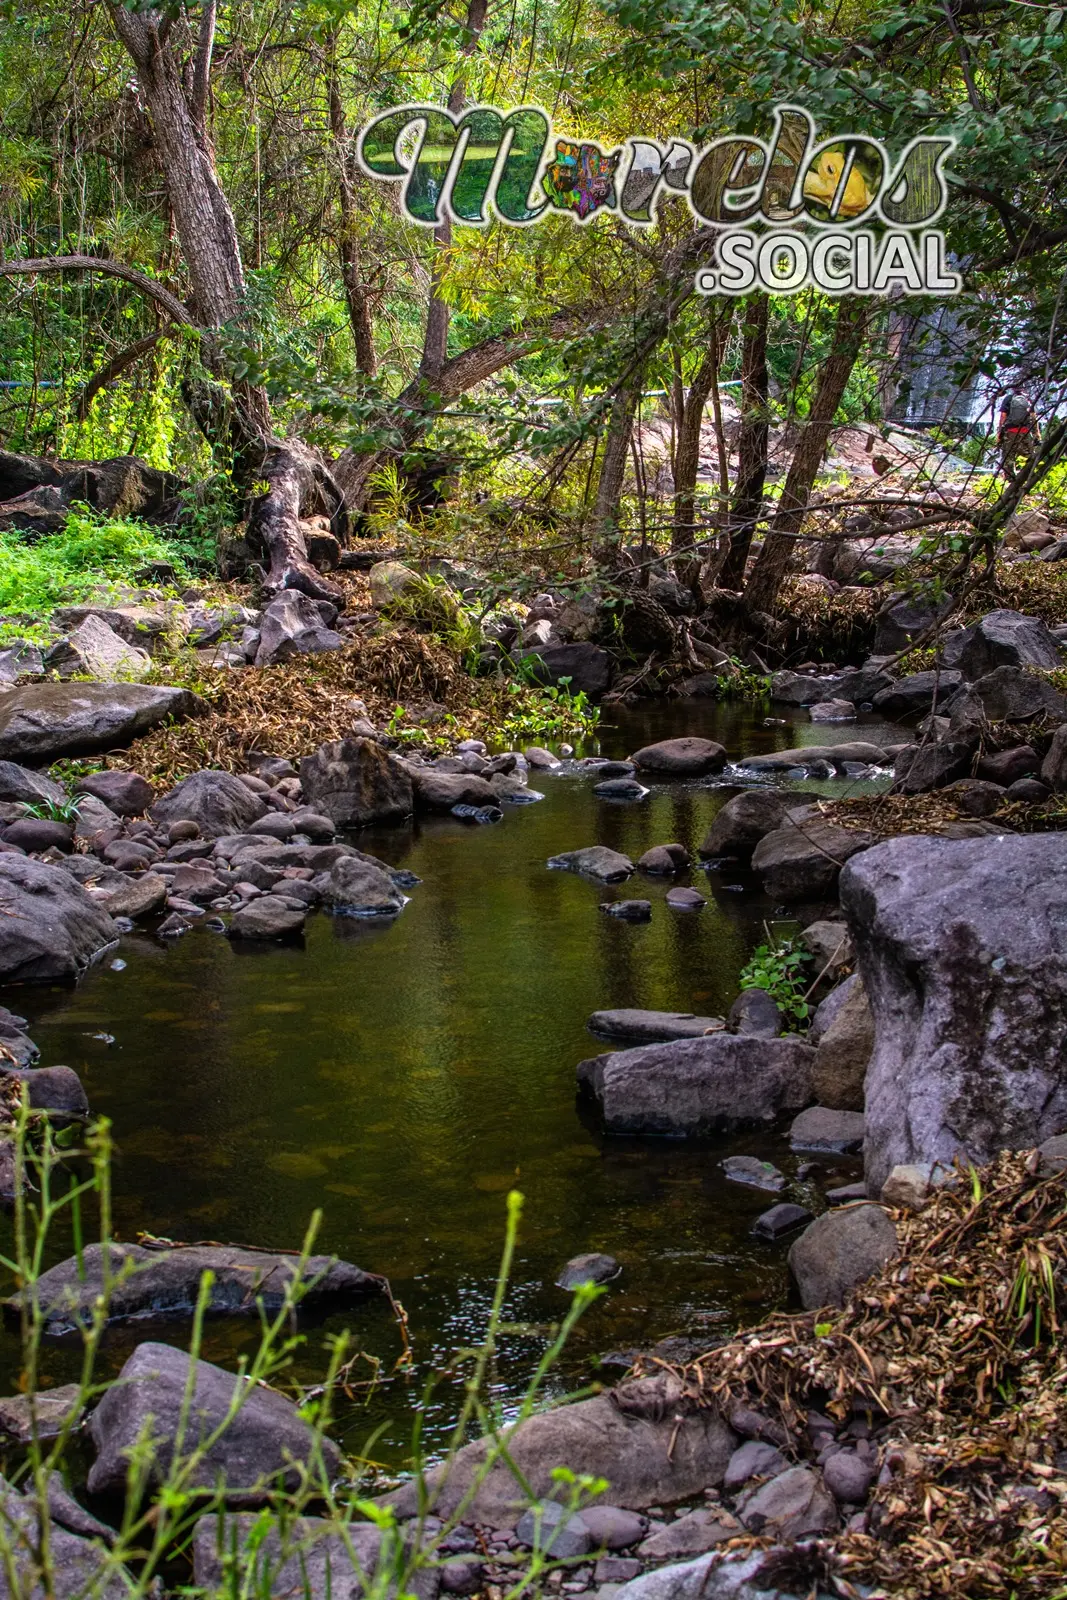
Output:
[
  {"xmin": 743, "ymin": 297, "xmax": 868, "ymax": 618},
  {"xmin": 326, "ymin": 31, "xmax": 377, "ymax": 377},
  {"xmin": 672, "ymin": 307, "xmax": 732, "ymax": 592},
  {"xmin": 106, "ymin": 1, "xmax": 341, "ymax": 598},
  {"xmin": 718, "ymin": 294, "xmax": 769, "ymax": 591}
]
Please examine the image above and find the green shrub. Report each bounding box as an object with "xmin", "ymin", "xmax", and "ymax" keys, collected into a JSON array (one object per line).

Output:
[{"xmin": 738, "ymin": 935, "xmax": 813, "ymax": 1027}]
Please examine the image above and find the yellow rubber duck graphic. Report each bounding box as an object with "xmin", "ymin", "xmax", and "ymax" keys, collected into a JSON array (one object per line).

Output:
[{"xmin": 803, "ymin": 146, "xmax": 874, "ymax": 218}]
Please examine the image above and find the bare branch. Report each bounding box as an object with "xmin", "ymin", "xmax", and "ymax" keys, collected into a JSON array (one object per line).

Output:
[
  {"xmin": 76, "ymin": 328, "xmax": 175, "ymax": 421},
  {"xmin": 0, "ymin": 255, "xmax": 196, "ymax": 328},
  {"xmin": 191, "ymin": 0, "xmax": 218, "ymax": 139}
]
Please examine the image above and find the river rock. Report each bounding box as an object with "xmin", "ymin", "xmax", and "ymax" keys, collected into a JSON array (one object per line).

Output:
[
  {"xmin": 12, "ymin": 1242, "xmax": 380, "ymax": 1332},
  {"xmin": 0, "ymin": 1007, "xmax": 37, "ymax": 1068},
  {"xmin": 595, "ymin": 778, "xmax": 649, "ymax": 801},
  {"xmin": 726, "ymin": 989, "xmax": 781, "ymax": 1038},
  {"xmin": 738, "ymin": 742, "xmax": 885, "ymax": 774},
  {"xmin": 0, "ymin": 682, "xmax": 202, "ymax": 761},
  {"xmin": 254, "ymin": 591, "xmax": 342, "ymax": 665},
  {"xmin": 892, "ymin": 739, "xmax": 973, "ymax": 793},
  {"xmin": 74, "ymin": 769, "xmax": 154, "ymax": 817},
  {"xmin": 45, "ymin": 615, "xmax": 151, "ymax": 682},
  {"xmin": 191, "ymin": 1511, "xmax": 415, "ymax": 1600},
  {"xmin": 0, "ymin": 1384, "xmax": 83, "ymax": 1442},
  {"xmin": 955, "ymin": 609, "xmax": 1062, "ymax": 679},
  {"xmin": 631, "ymin": 738, "xmax": 727, "ymax": 777},
  {"xmin": 577, "ymin": 1035, "xmax": 814, "ymax": 1136},
  {"xmin": 321, "ymin": 855, "xmax": 405, "ymax": 917},
  {"xmin": 0, "ymin": 856, "xmax": 117, "ymax": 983},
  {"xmin": 2, "ymin": 817, "xmax": 73, "ymax": 853},
  {"xmin": 752, "ymin": 1202, "xmax": 813, "ymax": 1240},
  {"xmin": 638, "ymin": 843, "xmax": 690, "ymax": 873},
  {"xmin": 381, "ymin": 1377, "xmax": 737, "ymax": 1524},
  {"xmin": 587, "ymin": 1010, "xmax": 722, "ymax": 1043},
  {"xmin": 872, "ymin": 670, "xmax": 961, "ymax": 716},
  {"xmin": 666, "ymin": 887, "xmax": 706, "ymax": 910},
  {"xmin": 601, "ymin": 899, "xmax": 652, "ymax": 921},
  {"xmin": 699, "ymin": 791, "xmax": 792, "ymax": 859},
  {"xmin": 789, "ymin": 1106, "xmax": 865, "ymax": 1152},
  {"xmin": 88, "ymin": 1342, "xmax": 341, "ymax": 1501},
  {"xmin": 0, "ymin": 761, "xmax": 67, "ymax": 806},
  {"xmin": 799, "ymin": 919, "xmax": 853, "ymax": 974},
  {"xmin": 822, "ymin": 1449, "xmax": 875, "ymax": 1504},
  {"xmin": 1, "ymin": 1064, "xmax": 88, "ymax": 1120},
  {"xmin": 556, "ymin": 1252, "xmax": 620, "ymax": 1289},
  {"xmin": 945, "ymin": 778, "xmax": 1006, "ymax": 817},
  {"xmin": 1041, "ymin": 725, "xmax": 1067, "ymax": 790},
  {"xmin": 811, "ymin": 980, "xmax": 873, "ymax": 1112},
  {"xmin": 769, "ymin": 672, "xmax": 844, "ymax": 706},
  {"xmin": 0, "ymin": 1479, "xmax": 130, "ymax": 1600},
  {"xmin": 227, "ymin": 896, "xmax": 306, "ymax": 938},
  {"xmin": 580, "ymin": 1507, "xmax": 649, "ymax": 1549},
  {"xmin": 638, "ymin": 1510, "xmax": 735, "ymax": 1560},
  {"xmin": 809, "ymin": 699, "xmax": 855, "ymax": 722},
  {"xmin": 737, "ymin": 1466, "xmax": 837, "ymax": 1538},
  {"xmin": 300, "ymin": 735, "xmax": 414, "ymax": 827},
  {"xmin": 787, "ymin": 1205, "xmax": 899, "ymax": 1309},
  {"xmin": 0, "ymin": 641, "xmax": 44, "ymax": 686},
  {"xmin": 873, "ymin": 593, "xmax": 952, "ymax": 655},
  {"xmin": 723, "ymin": 1440, "xmax": 787, "ymax": 1492},
  {"xmin": 751, "ymin": 819, "xmax": 874, "ymax": 902},
  {"xmin": 721, "ymin": 1156, "xmax": 785, "ymax": 1192},
  {"xmin": 412, "ymin": 769, "xmax": 499, "ymax": 812},
  {"xmin": 956, "ymin": 664, "xmax": 1067, "ymax": 723},
  {"xmin": 516, "ymin": 1501, "xmax": 593, "ymax": 1558},
  {"xmin": 516, "ymin": 642, "xmax": 613, "ymax": 697},
  {"xmin": 525, "ymin": 746, "xmax": 561, "ymax": 769},
  {"xmin": 548, "ymin": 846, "xmax": 634, "ymax": 881},
  {"xmin": 978, "ymin": 745, "xmax": 1039, "ymax": 785},
  {"xmin": 840, "ymin": 833, "xmax": 1067, "ymax": 1194},
  {"xmin": 153, "ymin": 770, "xmax": 268, "ymax": 839}
]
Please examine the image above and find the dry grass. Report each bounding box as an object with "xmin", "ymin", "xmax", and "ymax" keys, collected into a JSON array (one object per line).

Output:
[
  {"xmin": 820, "ymin": 793, "xmax": 1067, "ymax": 838},
  {"xmin": 639, "ymin": 1153, "xmax": 1067, "ymax": 1598},
  {"xmin": 775, "ymin": 579, "xmax": 880, "ymax": 662}
]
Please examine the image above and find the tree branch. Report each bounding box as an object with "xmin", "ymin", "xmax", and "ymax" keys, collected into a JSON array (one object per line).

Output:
[
  {"xmin": 0, "ymin": 255, "xmax": 196, "ymax": 327},
  {"xmin": 76, "ymin": 328, "xmax": 175, "ymax": 421},
  {"xmin": 191, "ymin": 0, "xmax": 218, "ymax": 140}
]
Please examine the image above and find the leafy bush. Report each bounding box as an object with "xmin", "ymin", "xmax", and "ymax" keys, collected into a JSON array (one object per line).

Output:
[
  {"xmin": 738, "ymin": 935, "xmax": 813, "ymax": 1027},
  {"xmin": 0, "ymin": 507, "xmax": 215, "ymax": 622}
]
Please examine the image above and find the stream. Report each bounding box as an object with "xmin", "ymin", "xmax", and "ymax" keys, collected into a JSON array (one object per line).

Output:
[{"xmin": 0, "ymin": 698, "xmax": 901, "ymax": 1482}]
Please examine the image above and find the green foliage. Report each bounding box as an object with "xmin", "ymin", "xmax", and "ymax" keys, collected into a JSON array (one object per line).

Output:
[
  {"xmin": 17, "ymin": 795, "xmax": 82, "ymax": 823},
  {"xmin": 384, "ymin": 574, "xmax": 484, "ymax": 671},
  {"xmin": 714, "ymin": 659, "xmax": 771, "ymax": 700},
  {"xmin": 0, "ymin": 508, "xmax": 205, "ymax": 622},
  {"xmin": 738, "ymin": 934, "xmax": 813, "ymax": 1027},
  {"xmin": 497, "ymin": 678, "xmax": 601, "ymax": 743}
]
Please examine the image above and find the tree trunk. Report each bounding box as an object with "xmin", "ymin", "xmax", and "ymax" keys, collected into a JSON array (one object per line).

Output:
[
  {"xmin": 672, "ymin": 307, "xmax": 731, "ymax": 590},
  {"xmin": 743, "ymin": 297, "xmax": 868, "ymax": 618},
  {"xmin": 246, "ymin": 441, "xmax": 348, "ymax": 602},
  {"xmin": 591, "ymin": 379, "xmax": 642, "ymax": 567},
  {"xmin": 326, "ymin": 33, "xmax": 377, "ymax": 378},
  {"xmin": 718, "ymin": 295, "xmax": 769, "ymax": 590}
]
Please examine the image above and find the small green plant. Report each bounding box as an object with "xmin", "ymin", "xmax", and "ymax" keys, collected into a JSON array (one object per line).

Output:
[
  {"xmin": 0, "ymin": 507, "xmax": 197, "ymax": 624},
  {"xmin": 497, "ymin": 678, "xmax": 600, "ymax": 743},
  {"xmin": 738, "ymin": 933, "xmax": 813, "ymax": 1026},
  {"xmin": 18, "ymin": 795, "xmax": 82, "ymax": 824},
  {"xmin": 713, "ymin": 658, "xmax": 771, "ymax": 700}
]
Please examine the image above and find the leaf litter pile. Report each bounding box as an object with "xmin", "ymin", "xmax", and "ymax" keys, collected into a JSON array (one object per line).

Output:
[{"xmin": 632, "ymin": 1154, "xmax": 1066, "ymax": 1598}]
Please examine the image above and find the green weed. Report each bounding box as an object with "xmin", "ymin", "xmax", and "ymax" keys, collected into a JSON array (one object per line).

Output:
[{"xmin": 738, "ymin": 933, "xmax": 813, "ymax": 1027}]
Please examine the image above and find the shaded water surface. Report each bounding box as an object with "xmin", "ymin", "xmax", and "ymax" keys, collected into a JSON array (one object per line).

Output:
[{"xmin": 1, "ymin": 699, "xmax": 894, "ymax": 1470}]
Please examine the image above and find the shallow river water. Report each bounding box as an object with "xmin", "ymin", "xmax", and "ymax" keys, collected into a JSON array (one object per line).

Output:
[{"xmin": 0, "ymin": 698, "xmax": 900, "ymax": 1479}]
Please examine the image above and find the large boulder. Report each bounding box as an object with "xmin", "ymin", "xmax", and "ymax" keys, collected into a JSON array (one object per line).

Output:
[
  {"xmin": 0, "ymin": 683, "xmax": 202, "ymax": 762},
  {"xmin": 152, "ymin": 770, "xmax": 267, "ymax": 839},
  {"xmin": 577, "ymin": 1035, "xmax": 814, "ymax": 1136},
  {"xmin": 382, "ymin": 1377, "xmax": 737, "ymax": 1524},
  {"xmin": 630, "ymin": 738, "xmax": 726, "ymax": 777},
  {"xmin": 949, "ymin": 665, "xmax": 1067, "ymax": 723},
  {"xmin": 873, "ymin": 593, "xmax": 953, "ymax": 656},
  {"xmin": 811, "ymin": 979, "xmax": 874, "ymax": 1111},
  {"xmin": 738, "ymin": 743, "xmax": 885, "ymax": 774},
  {"xmin": 787, "ymin": 1205, "xmax": 899, "ymax": 1309},
  {"xmin": 0, "ymin": 856, "xmax": 116, "ymax": 983},
  {"xmin": 699, "ymin": 791, "xmax": 793, "ymax": 859},
  {"xmin": 411, "ymin": 768, "xmax": 498, "ymax": 812},
  {"xmin": 254, "ymin": 592, "xmax": 342, "ymax": 666},
  {"xmin": 321, "ymin": 855, "xmax": 406, "ymax": 916},
  {"xmin": 872, "ymin": 670, "xmax": 962, "ymax": 716},
  {"xmin": 88, "ymin": 1342, "xmax": 341, "ymax": 1501},
  {"xmin": 44, "ymin": 616, "xmax": 151, "ymax": 681},
  {"xmin": 299, "ymin": 736, "xmax": 414, "ymax": 828},
  {"xmin": 12, "ymin": 1242, "xmax": 381, "ymax": 1333},
  {"xmin": 516, "ymin": 642, "xmax": 613, "ymax": 698},
  {"xmin": 892, "ymin": 740, "xmax": 973, "ymax": 794},
  {"xmin": 840, "ymin": 834, "xmax": 1067, "ymax": 1194},
  {"xmin": 955, "ymin": 610, "xmax": 1062, "ymax": 679},
  {"xmin": 751, "ymin": 819, "xmax": 875, "ymax": 902},
  {"xmin": 587, "ymin": 1010, "xmax": 723, "ymax": 1043}
]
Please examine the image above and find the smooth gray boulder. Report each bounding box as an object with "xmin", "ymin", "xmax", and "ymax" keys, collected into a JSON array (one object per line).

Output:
[
  {"xmin": 577, "ymin": 1035, "xmax": 814, "ymax": 1136},
  {"xmin": 11, "ymin": 1241, "xmax": 381, "ymax": 1332},
  {"xmin": 516, "ymin": 642, "xmax": 613, "ymax": 698},
  {"xmin": 631, "ymin": 738, "xmax": 726, "ymax": 777},
  {"xmin": 0, "ymin": 1064, "xmax": 88, "ymax": 1120},
  {"xmin": 0, "ymin": 1384, "xmax": 83, "ymax": 1443},
  {"xmin": 841, "ymin": 834, "xmax": 1067, "ymax": 1194},
  {"xmin": 726, "ymin": 989, "xmax": 781, "ymax": 1038},
  {"xmin": 789, "ymin": 1106, "xmax": 865, "ymax": 1153},
  {"xmin": 153, "ymin": 770, "xmax": 267, "ymax": 838},
  {"xmin": 0, "ymin": 682, "xmax": 202, "ymax": 761},
  {"xmin": 381, "ymin": 1377, "xmax": 737, "ymax": 1525},
  {"xmin": 44, "ymin": 615, "xmax": 151, "ymax": 681},
  {"xmin": 412, "ymin": 769, "xmax": 498, "ymax": 812},
  {"xmin": 787, "ymin": 1205, "xmax": 899, "ymax": 1309},
  {"xmin": 738, "ymin": 742, "xmax": 886, "ymax": 774},
  {"xmin": 74, "ymin": 769, "xmax": 154, "ymax": 816},
  {"xmin": 300, "ymin": 736, "xmax": 414, "ymax": 828},
  {"xmin": 751, "ymin": 819, "xmax": 875, "ymax": 902},
  {"xmin": 588, "ymin": 1010, "xmax": 722, "ymax": 1043},
  {"xmin": 322, "ymin": 855, "xmax": 406, "ymax": 917},
  {"xmin": 0, "ymin": 856, "xmax": 117, "ymax": 983},
  {"xmin": 516, "ymin": 1500, "xmax": 593, "ymax": 1557},
  {"xmin": 698, "ymin": 790, "xmax": 793, "ymax": 859},
  {"xmin": 555, "ymin": 1252, "xmax": 620, "ymax": 1289},
  {"xmin": 873, "ymin": 593, "xmax": 952, "ymax": 656},
  {"xmin": 548, "ymin": 846, "xmax": 634, "ymax": 881},
  {"xmin": 955, "ymin": 609, "xmax": 1062, "ymax": 679},
  {"xmin": 88, "ymin": 1342, "xmax": 342, "ymax": 1500}
]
